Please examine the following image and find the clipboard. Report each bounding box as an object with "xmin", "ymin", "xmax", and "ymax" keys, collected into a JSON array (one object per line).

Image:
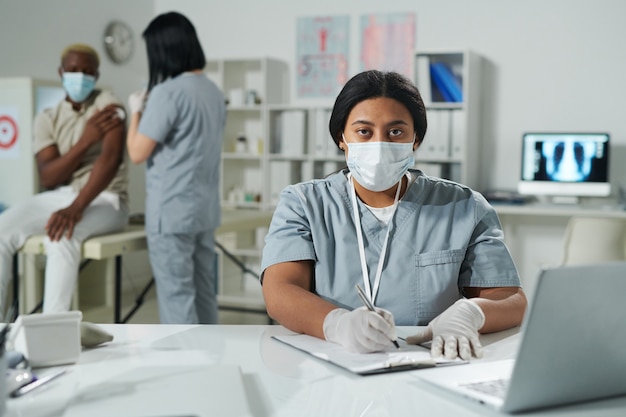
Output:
[{"xmin": 272, "ymin": 333, "xmax": 467, "ymax": 376}]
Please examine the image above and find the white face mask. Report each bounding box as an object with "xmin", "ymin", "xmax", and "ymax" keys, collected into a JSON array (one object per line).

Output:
[
  {"xmin": 345, "ymin": 139, "xmax": 415, "ymax": 192},
  {"xmin": 62, "ymin": 72, "xmax": 96, "ymax": 103}
]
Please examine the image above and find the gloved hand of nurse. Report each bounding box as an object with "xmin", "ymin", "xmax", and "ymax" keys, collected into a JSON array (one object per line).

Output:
[
  {"xmin": 406, "ymin": 298, "xmax": 485, "ymax": 360},
  {"xmin": 128, "ymin": 89, "xmax": 147, "ymax": 114},
  {"xmin": 323, "ymin": 306, "xmax": 397, "ymax": 353}
]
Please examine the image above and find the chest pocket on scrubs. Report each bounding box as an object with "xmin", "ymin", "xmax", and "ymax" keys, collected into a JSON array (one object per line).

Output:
[{"xmin": 414, "ymin": 249, "xmax": 466, "ymax": 322}]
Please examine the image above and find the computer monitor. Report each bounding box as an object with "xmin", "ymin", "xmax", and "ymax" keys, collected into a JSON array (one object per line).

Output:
[{"xmin": 517, "ymin": 132, "xmax": 611, "ymax": 202}]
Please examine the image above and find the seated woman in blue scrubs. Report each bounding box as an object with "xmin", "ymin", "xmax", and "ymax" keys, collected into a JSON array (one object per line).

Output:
[{"xmin": 261, "ymin": 70, "xmax": 527, "ymax": 360}]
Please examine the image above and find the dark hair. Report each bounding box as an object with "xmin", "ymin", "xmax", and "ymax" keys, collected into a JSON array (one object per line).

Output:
[
  {"xmin": 329, "ymin": 70, "xmax": 427, "ymax": 148},
  {"xmin": 143, "ymin": 12, "xmax": 206, "ymax": 91}
]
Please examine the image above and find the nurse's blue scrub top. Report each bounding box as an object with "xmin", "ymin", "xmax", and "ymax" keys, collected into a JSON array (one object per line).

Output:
[
  {"xmin": 138, "ymin": 73, "xmax": 225, "ymax": 234},
  {"xmin": 260, "ymin": 169, "xmax": 521, "ymax": 326}
]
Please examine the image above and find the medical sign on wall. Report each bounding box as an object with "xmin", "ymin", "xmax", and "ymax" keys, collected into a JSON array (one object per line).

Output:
[
  {"xmin": 360, "ymin": 12, "xmax": 416, "ymax": 78},
  {"xmin": 0, "ymin": 106, "xmax": 19, "ymax": 159},
  {"xmin": 296, "ymin": 15, "xmax": 350, "ymax": 98}
]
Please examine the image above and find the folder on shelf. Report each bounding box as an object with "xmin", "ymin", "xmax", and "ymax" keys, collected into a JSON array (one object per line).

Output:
[
  {"xmin": 420, "ymin": 109, "xmax": 450, "ymax": 160},
  {"xmin": 449, "ymin": 109, "xmax": 466, "ymax": 159},
  {"xmin": 430, "ymin": 62, "xmax": 463, "ymax": 103},
  {"xmin": 418, "ymin": 162, "xmax": 444, "ymax": 178},
  {"xmin": 280, "ymin": 110, "xmax": 306, "ymax": 156},
  {"xmin": 269, "ymin": 161, "xmax": 293, "ymax": 205},
  {"xmin": 271, "ymin": 113, "xmax": 283, "ymax": 154},
  {"xmin": 273, "ymin": 333, "xmax": 465, "ymax": 376},
  {"xmin": 415, "ymin": 55, "xmax": 432, "ymax": 103},
  {"xmin": 310, "ymin": 108, "xmax": 329, "ymax": 157}
]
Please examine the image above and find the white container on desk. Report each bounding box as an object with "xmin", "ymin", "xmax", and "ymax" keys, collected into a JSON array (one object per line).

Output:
[{"xmin": 11, "ymin": 311, "xmax": 82, "ymax": 367}]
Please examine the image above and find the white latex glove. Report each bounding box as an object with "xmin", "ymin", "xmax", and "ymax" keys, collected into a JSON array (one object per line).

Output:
[
  {"xmin": 128, "ymin": 89, "xmax": 147, "ymax": 114},
  {"xmin": 406, "ymin": 299, "xmax": 485, "ymax": 360},
  {"xmin": 323, "ymin": 306, "xmax": 397, "ymax": 353}
]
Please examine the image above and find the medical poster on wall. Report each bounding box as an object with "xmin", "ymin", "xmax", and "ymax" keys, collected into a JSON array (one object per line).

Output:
[
  {"xmin": 0, "ymin": 106, "xmax": 19, "ymax": 159},
  {"xmin": 296, "ymin": 15, "xmax": 349, "ymax": 98},
  {"xmin": 359, "ymin": 12, "xmax": 416, "ymax": 78}
]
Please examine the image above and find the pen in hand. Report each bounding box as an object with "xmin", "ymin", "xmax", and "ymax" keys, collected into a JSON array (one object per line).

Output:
[{"xmin": 355, "ymin": 284, "xmax": 400, "ymax": 349}]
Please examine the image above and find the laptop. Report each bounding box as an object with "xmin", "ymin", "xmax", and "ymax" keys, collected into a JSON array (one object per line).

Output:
[{"xmin": 417, "ymin": 262, "xmax": 626, "ymax": 413}]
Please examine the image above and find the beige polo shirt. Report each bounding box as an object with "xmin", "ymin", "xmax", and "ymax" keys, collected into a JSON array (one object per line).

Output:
[{"xmin": 32, "ymin": 89, "xmax": 129, "ymax": 206}]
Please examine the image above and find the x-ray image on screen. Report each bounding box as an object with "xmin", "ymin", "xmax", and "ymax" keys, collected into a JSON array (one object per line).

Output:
[
  {"xmin": 518, "ymin": 133, "xmax": 611, "ymax": 199},
  {"xmin": 542, "ymin": 140, "xmax": 598, "ymax": 182},
  {"xmin": 522, "ymin": 134, "xmax": 609, "ymax": 183}
]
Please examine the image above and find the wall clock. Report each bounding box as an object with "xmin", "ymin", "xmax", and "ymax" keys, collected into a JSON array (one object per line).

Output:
[{"xmin": 103, "ymin": 21, "xmax": 134, "ymax": 64}]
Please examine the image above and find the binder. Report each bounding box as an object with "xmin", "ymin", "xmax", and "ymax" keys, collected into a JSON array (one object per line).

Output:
[
  {"xmin": 415, "ymin": 55, "xmax": 432, "ymax": 103},
  {"xmin": 449, "ymin": 109, "xmax": 466, "ymax": 159},
  {"xmin": 430, "ymin": 62, "xmax": 463, "ymax": 103},
  {"xmin": 420, "ymin": 109, "xmax": 450, "ymax": 160},
  {"xmin": 418, "ymin": 162, "xmax": 444, "ymax": 178},
  {"xmin": 311, "ymin": 108, "xmax": 330, "ymax": 157},
  {"xmin": 269, "ymin": 161, "xmax": 292, "ymax": 205},
  {"xmin": 280, "ymin": 110, "xmax": 306, "ymax": 156}
]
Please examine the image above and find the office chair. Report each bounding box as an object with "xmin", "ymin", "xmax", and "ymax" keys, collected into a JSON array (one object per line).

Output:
[{"xmin": 561, "ymin": 216, "xmax": 626, "ymax": 266}]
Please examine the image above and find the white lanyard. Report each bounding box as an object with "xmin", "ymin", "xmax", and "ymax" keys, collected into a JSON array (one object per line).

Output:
[{"xmin": 348, "ymin": 173, "xmax": 402, "ymax": 305}]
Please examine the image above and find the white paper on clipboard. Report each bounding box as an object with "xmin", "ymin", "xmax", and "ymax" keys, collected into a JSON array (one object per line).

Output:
[{"xmin": 272, "ymin": 333, "xmax": 466, "ymax": 375}]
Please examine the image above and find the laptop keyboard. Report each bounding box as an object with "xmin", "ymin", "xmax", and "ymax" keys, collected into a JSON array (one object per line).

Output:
[{"xmin": 461, "ymin": 378, "xmax": 509, "ymax": 399}]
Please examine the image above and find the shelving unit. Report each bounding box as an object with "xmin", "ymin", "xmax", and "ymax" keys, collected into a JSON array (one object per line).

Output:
[
  {"xmin": 206, "ymin": 52, "xmax": 483, "ymax": 313},
  {"xmin": 204, "ymin": 58, "xmax": 288, "ymax": 312},
  {"xmin": 267, "ymin": 104, "xmax": 344, "ymax": 204},
  {"xmin": 205, "ymin": 58, "xmax": 340, "ymax": 314},
  {"xmin": 414, "ymin": 50, "xmax": 483, "ymax": 190},
  {"xmin": 205, "ymin": 58, "xmax": 289, "ymax": 210},
  {"xmin": 205, "ymin": 59, "xmax": 344, "ymax": 210}
]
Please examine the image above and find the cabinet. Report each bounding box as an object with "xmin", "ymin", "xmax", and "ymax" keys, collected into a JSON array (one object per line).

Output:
[
  {"xmin": 267, "ymin": 105, "xmax": 344, "ymax": 204},
  {"xmin": 204, "ymin": 58, "xmax": 290, "ymax": 313},
  {"xmin": 205, "ymin": 58, "xmax": 289, "ymax": 210},
  {"xmin": 206, "ymin": 58, "xmax": 344, "ymax": 210},
  {"xmin": 414, "ymin": 50, "xmax": 482, "ymax": 190}
]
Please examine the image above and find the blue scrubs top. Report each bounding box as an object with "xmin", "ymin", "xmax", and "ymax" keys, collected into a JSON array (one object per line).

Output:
[
  {"xmin": 138, "ymin": 73, "xmax": 226, "ymax": 234},
  {"xmin": 261, "ymin": 169, "xmax": 521, "ymax": 325}
]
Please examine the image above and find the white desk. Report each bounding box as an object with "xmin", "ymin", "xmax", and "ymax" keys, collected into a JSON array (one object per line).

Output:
[
  {"xmin": 494, "ymin": 203, "xmax": 626, "ymax": 298},
  {"xmin": 6, "ymin": 324, "xmax": 626, "ymax": 417},
  {"xmin": 494, "ymin": 202, "xmax": 626, "ymax": 219}
]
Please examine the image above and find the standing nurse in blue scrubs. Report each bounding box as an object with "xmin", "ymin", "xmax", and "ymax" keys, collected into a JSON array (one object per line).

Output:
[
  {"xmin": 126, "ymin": 12, "xmax": 226, "ymax": 324},
  {"xmin": 261, "ymin": 70, "xmax": 527, "ymax": 359}
]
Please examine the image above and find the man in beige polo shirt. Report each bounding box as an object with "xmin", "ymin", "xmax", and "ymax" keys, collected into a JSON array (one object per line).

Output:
[{"xmin": 0, "ymin": 43, "xmax": 129, "ymax": 316}]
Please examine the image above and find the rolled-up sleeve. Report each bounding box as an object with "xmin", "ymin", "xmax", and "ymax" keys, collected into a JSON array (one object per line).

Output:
[{"xmin": 260, "ymin": 185, "xmax": 318, "ymax": 282}]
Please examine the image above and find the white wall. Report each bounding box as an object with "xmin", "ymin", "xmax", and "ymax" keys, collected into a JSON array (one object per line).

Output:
[
  {"xmin": 0, "ymin": 0, "xmax": 154, "ymax": 213},
  {"xmin": 0, "ymin": 0, "xmax": 156, "ymax": 299},
  {"xmin": 156, "ymin": 0, "xmax": 626, "ymax": 193},
  {"xmin": 2, "ymin": 0, "xmax": 624, "ymax": 199}
]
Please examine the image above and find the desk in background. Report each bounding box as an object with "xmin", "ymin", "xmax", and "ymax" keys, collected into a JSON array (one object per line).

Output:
[
  {"xmin": 6, "ymin": 324, "xmax": 626, "ymax": 417},
  {"xmin": 494, "ymin": 203, "xmax": 626, "ymax": 298}
]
